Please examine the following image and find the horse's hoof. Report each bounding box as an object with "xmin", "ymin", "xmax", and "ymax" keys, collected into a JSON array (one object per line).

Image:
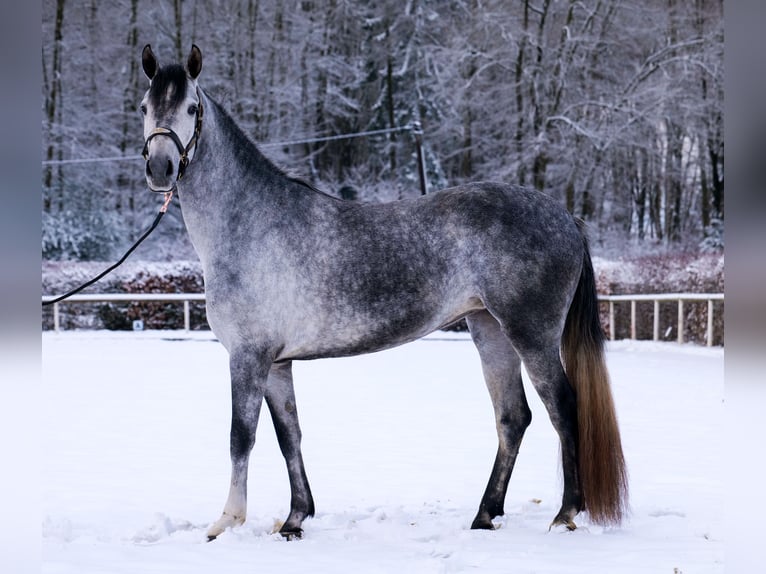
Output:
[
  {"xmin": 470, "ymin": 514, "xmax": 496, "ymax": 530},
  {"xmin": 549, "ymin": 516, "xmax": 577, "ymax": 531},
  {"xmin": 279, "ymin": 527, "xmax": 304, "ymax": 541},
  {"xmin": 549, "ymin": 505, "xmax": 579, "ymax": 531},
  {"xmin": 206, "ymin": 512, "xmax": 245, "ymax": 540}
]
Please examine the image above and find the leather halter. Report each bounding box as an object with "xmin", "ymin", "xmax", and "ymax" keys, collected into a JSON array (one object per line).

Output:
[{"xmin": 141, "ymin": 88, "xmax": 204, "ymax": 181}]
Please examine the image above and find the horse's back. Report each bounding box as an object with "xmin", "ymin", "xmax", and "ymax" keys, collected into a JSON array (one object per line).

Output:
[{"xmin": 419, "ymin": 182, "xmax": 584, "ymax": 281}]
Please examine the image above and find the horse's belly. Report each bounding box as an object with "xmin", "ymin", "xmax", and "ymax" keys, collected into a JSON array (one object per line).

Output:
[{"xmin": 277, "ymin": 295, "xmax": 483, "ymax": 361}]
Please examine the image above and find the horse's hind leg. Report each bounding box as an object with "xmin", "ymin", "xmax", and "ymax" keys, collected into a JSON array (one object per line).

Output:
[
  {"xmin": 466, "ymin": 310, "xmax": 532, "ymax": 530},
  {"xmin": 507, "ymin": 334, "xmax": 582, "ymax": 530},
  {"xmin": 264, "ymin": 361, "xmax": 315, "ymax": 539}
]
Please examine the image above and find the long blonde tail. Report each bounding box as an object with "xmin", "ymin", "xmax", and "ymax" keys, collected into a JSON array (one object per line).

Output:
[{"xmin": 561, "ymin": 222, "xmax": 628, "ymax": 526}]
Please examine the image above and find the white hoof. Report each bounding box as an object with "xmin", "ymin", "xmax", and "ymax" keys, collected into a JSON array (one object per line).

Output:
[{"xmin": 206, "ymin": 512, "xmax": 245, "ymax": 541}]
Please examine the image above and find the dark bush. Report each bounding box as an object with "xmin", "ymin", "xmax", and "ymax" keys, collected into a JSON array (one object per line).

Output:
[{"xmin": 97, "ymin": 303, "xmax": 133, "ymax": 331}]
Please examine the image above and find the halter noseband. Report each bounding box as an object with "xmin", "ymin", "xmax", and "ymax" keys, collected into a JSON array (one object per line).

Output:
[{"xmin": 141, "ymin": 88, "xmax": 204, "ymax": 181}]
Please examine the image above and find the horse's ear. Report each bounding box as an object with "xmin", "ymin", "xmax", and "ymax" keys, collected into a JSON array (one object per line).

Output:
[
  {"xmin": 187, "ymin": 44, "xmax": 202, "ymax": 80},
  {"xmin": 142, "ymin": 44, "xmax": 158, "ymax": 80}
]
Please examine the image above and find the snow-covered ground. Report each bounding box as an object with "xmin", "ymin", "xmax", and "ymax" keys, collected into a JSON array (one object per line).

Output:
[{"xmin": 41, "ymin": 331, "xmax": 724, "ymax": 573}]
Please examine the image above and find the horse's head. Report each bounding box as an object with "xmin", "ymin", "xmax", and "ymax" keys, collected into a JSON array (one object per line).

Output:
[{"xmin": 140, "ymin": 44, "xmax": 203, "ymax": 192}]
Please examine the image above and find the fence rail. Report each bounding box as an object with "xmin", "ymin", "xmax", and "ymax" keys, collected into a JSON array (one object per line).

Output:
[
  {"xmin": 599, "ymin": 293, "xmax": 724, "ymax": 346},
  {"xmin": 42, "ymin": 293, "xmax": 206, "ymax": 333},
  {"xmin": 43, "ymin": 292, "xmax": 724, "ymax": 346}
]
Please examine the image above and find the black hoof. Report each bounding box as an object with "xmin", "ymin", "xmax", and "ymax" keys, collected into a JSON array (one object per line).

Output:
[
  {"xmin": 471, "ymin": 504, "xmax": 504, "ymax": 530},
  {"xmin": 470, "ymin": 516, "xmax": 496, "ymax": 530},
  {"xmin": 279, "ymin": 527, "xmax": 304, "ymax": 541}
]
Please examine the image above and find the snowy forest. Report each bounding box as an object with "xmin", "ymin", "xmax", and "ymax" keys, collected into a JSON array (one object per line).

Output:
[{"xmin": 42, "ymin": 0, "xmax": 724, "ymax": 262}]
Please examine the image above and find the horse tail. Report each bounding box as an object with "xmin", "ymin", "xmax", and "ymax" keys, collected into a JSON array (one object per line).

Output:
[{"xmin": 561, "ymin": 219, "xmax": 628, "ymax": 526}]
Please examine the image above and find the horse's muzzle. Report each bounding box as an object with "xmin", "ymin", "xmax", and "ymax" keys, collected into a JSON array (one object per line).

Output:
[{"xmin": 145, "ymin": 154, "xmax": 177, "ymax": 192}]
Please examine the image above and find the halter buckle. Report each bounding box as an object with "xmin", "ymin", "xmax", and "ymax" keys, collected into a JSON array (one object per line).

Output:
[{"xmin": 178, "ymin": 155, "xmax": 190, "ymax": 179}]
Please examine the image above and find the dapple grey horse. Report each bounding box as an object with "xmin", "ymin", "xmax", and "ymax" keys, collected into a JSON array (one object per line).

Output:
[{"xmin": 140, "ymin": 44, "xmax": 627, "ymax": 541}]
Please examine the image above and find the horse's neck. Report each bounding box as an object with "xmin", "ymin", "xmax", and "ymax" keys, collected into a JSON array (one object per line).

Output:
[{"xmin": 179, "ymin": 93, "xmax": 325, "ymax": 265}]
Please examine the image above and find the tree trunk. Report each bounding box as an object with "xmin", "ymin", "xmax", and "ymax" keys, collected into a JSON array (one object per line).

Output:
[
  {"xmin": 43, "ymin": 0, "xmax": 66, "ymax": 209},
  {"xmin": 119, "ymin": 0, "xmax": 139, "ymax": 215},
  {"xmin": 386, "ymin": 52, "xmax": 397, "ymax": 173},
  {"xmin": 665, "ymin": 119, "xmax": 684, "ymax": 243},
  {"xmin": 173, "ymin": 0, "xmax": 183, "ymax": 63},
  {"xmin": 514, "ymin": 0, "xmax": 530, "ymax": 187},
  {"xmin": 635, "ymin": 148, "xmax": 648, "ymax": 241}
]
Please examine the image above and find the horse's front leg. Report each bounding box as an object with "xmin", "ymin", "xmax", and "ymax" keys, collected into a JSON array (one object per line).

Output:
[
  {"xmin": 207, "ymin": 347, "xmax": 271, "ymax": 541},
  {"xmin": 265, "ymin": 361, "xmax": 315, "ymax": 539}
]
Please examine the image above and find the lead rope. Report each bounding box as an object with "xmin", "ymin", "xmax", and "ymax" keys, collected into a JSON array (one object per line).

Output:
[{"xmin": 42, "ymin": 190, "xmax": 174, "ymax": 306}]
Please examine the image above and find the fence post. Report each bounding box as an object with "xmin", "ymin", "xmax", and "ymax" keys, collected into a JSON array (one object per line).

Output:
[
  {"xmin": 707, "ymin": 299, "xmax": 714, "ymax": 347},
  {"xmin": 184, "ymin": 300, "xmax": 190, "ymax": 332},
  {"xmin": 53, "ymin": 302, "xmax": 60, "ymax": 333},
  {"xmin": 653, "ymin": 299, "xmax": 659, "ymax": 341},
  {"xmin": 630, "ymin": 300, "xmax": 637, "ymax": 340},
  {"xmin": 609, "ymin": 300, "xmax": 615, "ymax": 341},
  {"xmin": 412, "ymin": 121, "xmax": 428, "ymax": 195},
  {"xmin": 677, "ymin": 299, "xmax": 684, "ymax": 344}
]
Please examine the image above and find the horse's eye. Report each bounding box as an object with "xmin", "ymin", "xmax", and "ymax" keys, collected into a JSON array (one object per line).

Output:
[
  {"xmin": 140, "ymin": 104, "xmax": 147, "ymax": 115},
  {"xmin": 188, "ymin": 104, "xmax": 198, "ymax": 116}
]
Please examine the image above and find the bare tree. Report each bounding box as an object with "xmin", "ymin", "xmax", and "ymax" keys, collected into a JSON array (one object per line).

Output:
[{"xmin": 41, "ymin": 0, "xmax": 724, "ymax": 260}]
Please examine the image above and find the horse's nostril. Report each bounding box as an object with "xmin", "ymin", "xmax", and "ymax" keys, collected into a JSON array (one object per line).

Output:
[{"xmin": 165, "ymin": 160, "xmax": 174, "ymax": 177}]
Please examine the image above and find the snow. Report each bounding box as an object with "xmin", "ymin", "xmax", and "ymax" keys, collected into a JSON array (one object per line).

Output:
[{"xmin": 41, "ymin": 331, "xmax": 724, "ymax": 573}]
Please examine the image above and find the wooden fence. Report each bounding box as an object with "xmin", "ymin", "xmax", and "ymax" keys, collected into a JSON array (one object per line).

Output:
[{"xmin": 599, "ymin": 293, "xmax": 724, "ymax": 346}]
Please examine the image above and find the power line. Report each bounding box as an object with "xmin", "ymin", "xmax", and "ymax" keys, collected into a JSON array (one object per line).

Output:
[
  {"xmin": 41, "ymin": 125, "xmax": 414, "ymax": 167},
  {"xmin": 41, "ymin": 154, "xmax": 143, "ymax": 166},
  {"xmin": 263, "ymin": 125, "xmax": 412, "ymax": 148}
]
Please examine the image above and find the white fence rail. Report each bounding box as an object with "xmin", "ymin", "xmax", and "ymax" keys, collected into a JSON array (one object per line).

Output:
[
  {"xmin": 42, "ymin": 293, "xmax": 206, "ymax": 333},
  {"xmin": 43, "ymin": 292, "xmax": 724, "ymax": 346},
  {"xmin": 599, "ymin": 293, "xmax": 724, "ymax": 346}
]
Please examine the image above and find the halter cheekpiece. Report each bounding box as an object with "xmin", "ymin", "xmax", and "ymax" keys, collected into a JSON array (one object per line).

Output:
[{"xmin": 141, "ymin": 87, "xmax": 204, "ymax": 181}]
